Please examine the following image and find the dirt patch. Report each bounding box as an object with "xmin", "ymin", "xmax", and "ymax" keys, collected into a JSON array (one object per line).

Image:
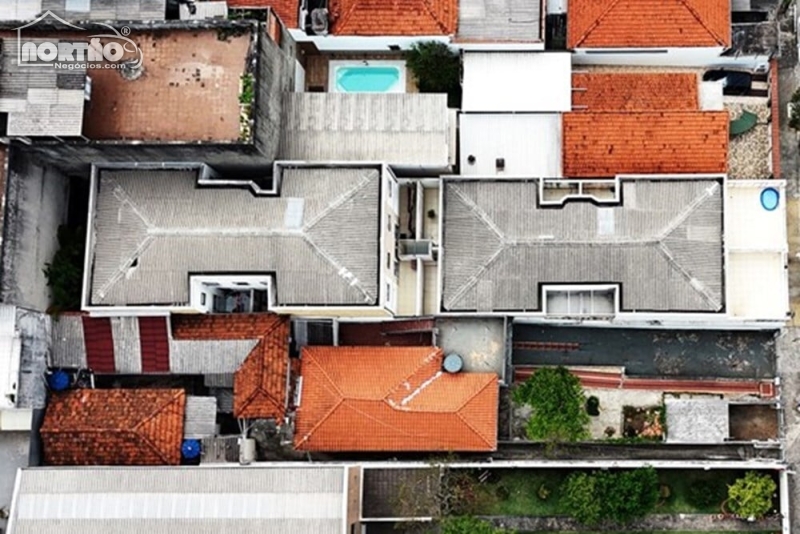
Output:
[
  {"xmin": 729, "ymin": 403, "xmax": 779, "ymax": 440},
  {"xmin": 622, "ymin": 405, "xmax": 665, "ymax": 440}
]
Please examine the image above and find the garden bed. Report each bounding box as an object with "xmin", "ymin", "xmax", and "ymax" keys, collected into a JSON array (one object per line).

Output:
[{"xmin": 622, "ymin": 405, "xmax": 665, "ymax": 440}]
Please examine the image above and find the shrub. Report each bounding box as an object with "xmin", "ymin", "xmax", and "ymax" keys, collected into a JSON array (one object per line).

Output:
[
  {"xmin": 513, "ymin": 367, "xmax": 590, "ymax": 442},
  {"xmin": 790, "ymin": 88, "xmax": 800, "ymax": 130},
  {"xmin": 688, "ymin": 478, "xmax": 726, "ymax": 510},
  {"xmin": 728, "ymin": 471, "xmax": 777, "ymax": 520},
  {"xmin": 43, "ymin": 225, "xmax": 85, "ymax": 313},
  {"xmin": 439, "ymin": 516, "xmax": 514, "ymax": 534},
  {"xmin": 586, "ymin": 396, "xmax": 600, "ymax": 416},
  {"xmin": 405, "ymin": 41, "xmax": 461, "ymax": 108},
  {"xmin": 561, "ymin": 467, "xmax": 659, "ymax": 526}
]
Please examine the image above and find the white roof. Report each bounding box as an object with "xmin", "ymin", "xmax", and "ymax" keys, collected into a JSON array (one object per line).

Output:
[
  {"xmin": 0, "ymin": 305, "xmax": 20, "ymax": 409},
  {"xmin": 461, "ymin": 52, "xmax": 572, "ymax": 112},
  {"xmin": 0, "ymin": 0, "xmax": 42, "ymax": 20},
  {"xmin": 725, "ymin": 180, "xmax": 789, "ymax": 320},
  {"xmin": 665, "ymin": 397, "xmax": 729, "ymax": 444},
  {"xmin": 9, "ymin": 466, "xmax": 348, "ymax": 534},
  {"xmin": 459, "ymin": 114, "xmax": 562, "ymax": 176}
]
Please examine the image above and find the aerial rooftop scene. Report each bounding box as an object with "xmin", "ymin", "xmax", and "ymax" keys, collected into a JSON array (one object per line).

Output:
[{"xmin": 0, "ymin": 0, "xmax": 798, "ymax": 534}]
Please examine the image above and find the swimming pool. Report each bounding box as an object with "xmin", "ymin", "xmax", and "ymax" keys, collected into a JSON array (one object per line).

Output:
[{"xmin": 329, "ymin": 60, "xmax": 406, "ymax": 93}]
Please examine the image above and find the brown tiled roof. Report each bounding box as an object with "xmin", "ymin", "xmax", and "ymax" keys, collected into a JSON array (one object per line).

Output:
[
  {"xmin": 329, "ymin": 0, "xmax": 457, "ymax": 35},
  {"xmin": 562, "ymin": 111, "xmax": 729, "ymax": 177},
  {"xmin": 171, "ymin": 314, "xmax": 291, "ymax": 420},
  {"xmin": 572, "ymin": 73, "xmax": 699, "ymax": 111},
  {"xmin": 568, "ymin": 0, "xmax": 731, "ymax": 48},
  {"xmin": 294, "ymin": 347, "xmax": 498, "ymax": 452},
  {"xmin": 226, "ymin": 0, "xmax": 299, "ymax": 28},
  {"xmin": 40, "ymin": 389, "xmax": 185, "ymax": 466}
]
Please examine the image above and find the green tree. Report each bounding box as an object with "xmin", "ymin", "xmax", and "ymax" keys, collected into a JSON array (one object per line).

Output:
[
  {"xmin": 561, "ymin": 467, "xmax": 659, "ymax": 526},
  {"xmin": 438, "ymin": 516, "xmax": 514, "ymax": 534},
  {"xmin": 727, "ymin": 471, "xmax": 777, "ymax": 520},
  {"xmin": 405, "ymin": 41, "xmax": 461, "ymax": 107},
  {"xmin": 43, "ymin": 225, "xmax": 85, "ymax": 313},
  {"xmin": 513, "ymin": 366, "xmax": 590, "ymax": 442}
]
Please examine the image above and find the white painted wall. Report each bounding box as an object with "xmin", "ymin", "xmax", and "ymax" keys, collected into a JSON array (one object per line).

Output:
[{"xmin": 571, "ymin": 47, "xmax": 770, "ymax": 68}]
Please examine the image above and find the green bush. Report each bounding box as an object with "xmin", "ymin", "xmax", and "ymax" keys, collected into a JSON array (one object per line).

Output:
[
  {"xmin": 513, "ymin": 367, "xmax": 590, "ymax": 442},
  {"xmin": 405, "ymin": 41, "xmax": 461, "ymax": 108},
  {"xmin": 728, "ymin": 471, "xmax": 777, "ymax": 520},
  {"xmin": 688, "ymin": 478, "xmax": 726, "ymax": 509},
  {"xmin": 43, "ymin": 225, "xmax": 85, "ymax": 313},
  {"xmin": 561, "ymin": 467, "xmax": 659, "ymax": 526},
  {"xmin": 439, "ymin": 516, "xmax": 514, "ymax": 534}
]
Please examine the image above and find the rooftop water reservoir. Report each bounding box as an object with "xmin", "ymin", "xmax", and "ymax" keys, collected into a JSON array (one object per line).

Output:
[
  {"xmin": 760, "ymin": 187, "xmax": 779, "ymax": 211},
  {"xmin": 443, "ymin": 353, "xmax": 464, "ymax": 373}
]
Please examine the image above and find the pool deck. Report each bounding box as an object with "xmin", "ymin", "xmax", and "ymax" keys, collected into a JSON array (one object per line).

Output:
[{"xmin": 304, "ymin": 53, "xmax": 418, "ymax": 93}]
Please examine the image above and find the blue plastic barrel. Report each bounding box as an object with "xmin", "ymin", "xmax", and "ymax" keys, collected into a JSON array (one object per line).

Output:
[
  {"xmin": 181, "ymin": 439, "xmax": 201, "ymax": 460},
  {"xmin": 47, "ymin": 370, "xmax": 70, "ymax": 391}
]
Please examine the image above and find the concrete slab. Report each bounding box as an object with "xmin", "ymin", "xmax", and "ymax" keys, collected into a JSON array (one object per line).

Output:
[
  {"xmin": 436, "ymin": 318, "xmax": 506, "ymax": 378},
  {"xmin": 0, "ymin": 431, "xmax": 30, "ymax": 530}
]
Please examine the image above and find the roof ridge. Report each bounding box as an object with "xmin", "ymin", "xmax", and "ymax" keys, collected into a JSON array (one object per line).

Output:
[
  {"xmin": 456, "ymin": 378, "xmax": 498, "ymax": 449},
  {"xmin": 574, "ymin": 0, "xmax": 624, "ymax": 47},
  {"xmin": 294, "ymin": 391, "xmax": 345, "ymax": 448},
  {"xmin": 132, "ymin": 390, "xmax": 185, "ymax": 464},
  {"xmin": 384, "ymin": 348, "xmax": 444, "ymax": 410},
  {"xmin": 678, "ymin": 0, "xmax": 727, "ymax": 46},
  {"xmin": 419, "ymin": 0, "xmax": 450, "ymax": 34},
  {"xmin": 303, "ymin": 169, "xmax": 376, "ymax": 231}
]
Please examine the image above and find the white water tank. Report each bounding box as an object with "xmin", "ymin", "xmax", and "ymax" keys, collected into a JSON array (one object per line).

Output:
[{"xmin": 239, "ymin": 438, "xmax": 256, "ymax": 465}]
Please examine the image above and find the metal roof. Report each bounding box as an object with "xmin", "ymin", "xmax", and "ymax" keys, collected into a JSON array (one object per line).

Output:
[
  {"xmin": 279, "ymin": 93, "xmax": 452, "ymax": 168},
  {"xmin": 0, "ymin": 0, "xmax": 42, "ymax": 20},
  {"xmin": 9, "ymin": 466, "xmax": 347, "ymax": 534},
  {"xmin": 461, "ymin": 52, "xmax": 571, "ymax": 112},
  {"xmin": 441, "ymin": 177, "xmax": 724, "ymax": 313},
  {"xmin": 40, "ymin": 0, "xmax": 167, "ymax": 19},
  {"xmin": 88, "ymin": 167, "xmax": 381, "ymax": 307},
  {"xmin": 457, "ymin": 0, "xmax": 542, "ymax": 42}
]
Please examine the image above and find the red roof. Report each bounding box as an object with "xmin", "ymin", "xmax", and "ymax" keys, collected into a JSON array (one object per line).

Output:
[
  {"xmin": 171, "ymin": 314, "xmax": 291, "ymax": 420},
  {"xmin": 329, "ymin": 0, "xmax": 457, "ymax": 35},
  {"xmin": 563, "ymin": 111, "xmax": 729, "ymax": 177},
  {"xmin": 294, "ymin": 347, "xmax": 498, "ymax": 452},
  {"xmin": 41, "ymin": 389, "xmax": 185, "ymax": 466},
  {"xmin": 226, "ymin": 0, "xmax": 299, "ymax": 28},
  {"xmin": 568, "ymin": 0, "xmax": 731, "ymax": 48},
  {"xmin": 572, "ymin": 72, "xmax": 699, "ymax": 111}
]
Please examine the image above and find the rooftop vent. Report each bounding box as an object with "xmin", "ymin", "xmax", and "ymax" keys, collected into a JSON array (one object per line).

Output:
[
  {"xmin": 495, "ymin": 158, "xmax": 505, "ymax": 171},
  {"xmin": 119, "ymin": 60, "xmax": 144, "ymax": 81}
]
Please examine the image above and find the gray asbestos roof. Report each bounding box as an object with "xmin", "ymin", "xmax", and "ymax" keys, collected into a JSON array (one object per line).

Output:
[
  {"xmin": 441, "ymin": 179, "xmax": 723, "ymax": 313},
  {"xmin": 9, "ymin": 466, "xmax": 347, "ymax": 534},
  {"xmin": 279, "ymin": 93, "xmax": 451, "ymax": 167},
  {"xmin": 89, "ymin": 167, "xmax": 380, "ymax": 307},
  {"xmin": 665, "ymin": 397, "xmax": 729, "ymax": 443},
  {"xmin": 40, "ymin": 0, "xmax": 166, "ymax": 19},
  {"xmin": 457, "ymin": 0, "xmax": 542, "ymax": 42},
  {"xmin": 0, "ymin": 39, "xmax": 85, "ymax": 136}
]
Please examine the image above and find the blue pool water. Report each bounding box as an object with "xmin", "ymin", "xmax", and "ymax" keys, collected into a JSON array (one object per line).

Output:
[
  {"xmin": 760, "ymin": 187, "xmax": 780, "ymax": 211},
  {"xmin": 336, "ymin": 66, "xmax": 401, "ymax": 93}
]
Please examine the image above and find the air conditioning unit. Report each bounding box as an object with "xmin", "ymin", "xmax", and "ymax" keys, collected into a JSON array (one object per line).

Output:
[{"xmin": 398, "ymin": 239, "xmax": 435, "ymax": 261}]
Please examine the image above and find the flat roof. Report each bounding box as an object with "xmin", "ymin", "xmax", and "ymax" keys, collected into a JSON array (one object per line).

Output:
[
  {"xmin": 459, "ymin": 114, "xmax": 562, "ymax": 176},
  {"xmin": 462, "ymin": 52, "xmax": 570, "ymax": 112},
  {"xmin": 83, "ymin": 28, "xmax": 251, "ymax": 141},
  {"xmin": 9, "ymin": 466, "xmax": 347, "ymax": 534},
  {"xmin": 457, "ymin": 0, "xmax": 541, "ymax": 42},
  {"xmin": 665, "ymin": 397, "xmax": 729, "ymax": 443},
  {"xmin": 441, "ymin": 177, "xmax": 723, "ymax": 313},
  {"xmin": 40, "ymin": 0, "xmax": 166, "ymax": 19},
  {"xmin": 88, "ymin": 166, "xmax": 381, "ymax": 307}
]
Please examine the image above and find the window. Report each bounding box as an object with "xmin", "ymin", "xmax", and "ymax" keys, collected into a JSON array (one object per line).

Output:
[
  {"xmin": 200, "ymin": 293, "xmax": 207, "ymax": 306},
  {"xmin": 386, "ymin": 283, "xmax": 392, "ymax": 303},
  {"xmin": 545, "ymin": 287, "xmax": 616, "ymax": 316},
  {"xmin": 386, "ymin": 253, "xmax": 392, "ymax": 270}
]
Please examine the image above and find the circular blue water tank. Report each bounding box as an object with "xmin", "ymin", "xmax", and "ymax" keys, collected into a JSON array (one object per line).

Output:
[
  {"xmin": 47, "ymin": 370, "xmax": 70, "ymax": 392},
  {"xmin": 443, "ymin": 353, "xmax": 463, "ymax": 373},
  {"xmin": 761, "ymin": 187, "xmax": 780, "ymax": 211},
  {"xmin": 181, "ymin": 439, "xmax": 201, "ymax": 459}
]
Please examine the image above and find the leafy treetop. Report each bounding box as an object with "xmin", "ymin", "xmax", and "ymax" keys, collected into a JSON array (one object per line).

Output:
[
  {"xmin": 513, "ymin": 366, "xmax": 590, "ymax": 442},
  {"xmin": 727, "ymin": 471, "xmax": 777, "ymax": 520}
]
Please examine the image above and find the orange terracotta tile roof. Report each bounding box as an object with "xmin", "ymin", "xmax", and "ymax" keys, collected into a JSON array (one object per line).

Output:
[
  {"xmin": 41, "ymin": 389, "xmax": 185, "ymax": 466},
  {"xmin": 568, "ymin": 0, "xmax": 731, "ymax": 48},
  {"xmin": 295, "ymin": 347, "xmax": 498, "ymax": 452},
  {"xmin": 171, "ymin": 314, "xmax": 291, "ymax": 421},
  {"xmin": 563, "ymin": 111, "xmax": 729, "ymax": 177},
  {"xmin": 329, "ymin": 0, "xmax": 457, "ymax": 35},
  {"xmin": 572, "ymin": 73, "xmax": 699, "ymax": 111},
  {"xmin": 226, "ymin": 0, "xmax": 299, "ymax": 28}
]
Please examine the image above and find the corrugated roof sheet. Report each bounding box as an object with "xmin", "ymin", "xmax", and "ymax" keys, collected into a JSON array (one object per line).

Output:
[
  {"xmin": 10, "ymin": 466, "xmax": 346, "ymax": 534},
  {"xmin": 40, "ymin": 388, "xmax": 185, "ymax": 465},
  {"xmin": 457, "ymin": 0, "xmax": 541, "ymax": 42},
  {"xmin": 50, "ymin": 314, "xmax": 87, "ymax": 368},
  {"xmin": 562, "ymin": 111, "xmax": 728, "ymax": 177},
  {"xmin": 184, "ymin": 395, "xmax": 218, "ymax": 439},
  {"xmin": 295, "ymin": 346, "xmax": 498, "ymax": 452},
  {"xmin": 441, "ymin": 178, "xmax": 724, "ymax": 313},
  {"xmin": 568, "ymin": 0, "xmax": 731, "ymax": 48},
  {"xmin": 279, "ymin": 93, "xmax": 451, "ymax": 167},
  {"xmin": 89, "ymin": 167, "xmax": 381, "ymax": 307},
  {"xmin": 40, "ymin": 0, "xmax": 167, "ymax": 20}
]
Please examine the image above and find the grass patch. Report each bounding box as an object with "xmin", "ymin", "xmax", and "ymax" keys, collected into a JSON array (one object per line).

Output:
[
  {"xmin": 521, "ymin": 532, "xmax": 780, "ymax": 534},
  {"xmin": 472, "ymin": 469, "xmax": 570, "ymax": 516},
  {"xmin": 656, "ymin": 470, "xmax": 743, "ymax": 514}
]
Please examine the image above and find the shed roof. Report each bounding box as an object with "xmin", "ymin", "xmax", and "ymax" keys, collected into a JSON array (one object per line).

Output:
[
  {"xmin": 88, "ymin": 167, "xmax": 381, "ymax": 307},
  {"xmin": 462, "ymin": 52, "xmax": 571, "ymax": 112},
  {"xmin": 567, "ymin": 0, "xmax": 731, "ymax": 48},
  {"xmin": 295, "ymin": 346, "xmax": 498, "ymax": 452},
  {"xmin": 572, "ymin": 72, "xmax": 699, "ymax": 111},
  {"xmin": 562, "ymin": 111, "xmax": 729, "ymax": 177},
  {"xmin": 441, "ymin": 178, "xmax": 724, "ymax": 313},
  {"xmin": 40, "ymin": 388, "xmax": 185, "ymax": 465},
  {"xmin": 328, "ymin": 0, "xmax": 457, "ymax": 35},
  {"xmin": 8, "ymin": 466, "xmax": 347, "ymax": 534}
]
